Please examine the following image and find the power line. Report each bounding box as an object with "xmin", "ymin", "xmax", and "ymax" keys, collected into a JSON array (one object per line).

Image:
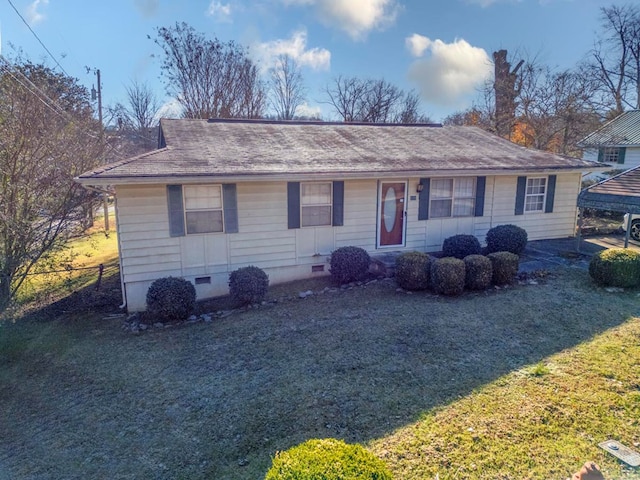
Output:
[{"xmin": 6, "ymin": 0, "xmax": 70, "ymax": 77}]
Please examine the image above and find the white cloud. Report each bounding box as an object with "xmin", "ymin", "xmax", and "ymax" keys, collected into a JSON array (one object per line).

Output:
[
  {"xmin": 26, "ymin": 0, "xmax": 49, "ymax": 25},
  {"xmin": 405, "ymin": 33, "xmax": 431, "ymax": 58},
  {"xmin": 282, "ymin": 0, "xmax": 400, "ymax": 40},
  {"xmin": 406, "ymin": 37, "xmax": 492, "ymax": 106},
  {"xmin": 464, "ymin": 0, "xmax": 522, "ymax": 7},
  {"xmin": 134, "ymin": 0, "xmax": 159, "ymax": 18},
  {"xmin": 296, "ymin": 102, "xmax": 323, "ymax": 119},
  {"xmin": 206, "ymin": 1, "xmax": 233, "ymax": 22},
  {"xmin": 253, "ymin": 29, "xmax": 331, "ymax": 71}
]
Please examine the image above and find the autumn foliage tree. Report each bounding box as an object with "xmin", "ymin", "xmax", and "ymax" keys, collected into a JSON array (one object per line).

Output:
[
  {"xmin": 0, "ymin": 60, "xmax": 104, "ymax": 310},
  {"xmin": 155, "ymin": 22, "xmax": 266, "ymax": 119}
]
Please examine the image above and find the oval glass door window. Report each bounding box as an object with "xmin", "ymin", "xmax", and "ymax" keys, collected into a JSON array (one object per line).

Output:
[{"xmin": 383, "ymin": 187, "xmax": 397, "ymax": 233}]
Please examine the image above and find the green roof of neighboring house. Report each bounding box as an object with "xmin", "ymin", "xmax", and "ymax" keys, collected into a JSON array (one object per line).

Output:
[{"xmin": 578, "ymin": 110, "xmax": 640, "ymax": 147}]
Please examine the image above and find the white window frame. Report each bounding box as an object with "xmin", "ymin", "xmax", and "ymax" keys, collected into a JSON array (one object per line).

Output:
[
  {"xmin": 183, "ymin": 184, "xmax": 224, "ymax": 234},
  {"xmin": 301, "ymin": 182, "xmax": 333, "ymax": 227},
  {"xmin": 429, "ymin": 177, "xmax": 476, "ymax": 219},
  {"xmin": 602, "ymin": 147, "xmax": 620, "ymax": 163},
  {"xmin": 524, "ymin": 177, "xmax": 546, "ymax": 213}
]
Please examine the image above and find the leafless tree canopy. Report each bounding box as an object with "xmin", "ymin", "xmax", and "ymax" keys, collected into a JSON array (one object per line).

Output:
[
  {"xmin": 155, "ymin": 22, "xmax": 265, "ymax": 119},
  {"xmin": 323, "ymin": 76, "xmax": 431, "ymax": 123},
  {"xmin": 269, "ymin": 55, "xmax": 306, "ymax": 120},
  {"xmin": 585, "ymin": 4, "xmax": 640, "ymax": 114},
  {"xmin": 0, "ymin": 60, "xmax": 104, "ymax": 310},
  {"xmin": 106, "ymin": 80, "xmax": 161, "ymax": 155},
  {"xmin": 444, "ymin": 51, "xmax": 601, "ymax": 156}
]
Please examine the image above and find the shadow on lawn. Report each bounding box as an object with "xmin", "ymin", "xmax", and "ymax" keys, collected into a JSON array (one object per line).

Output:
[{"xmin": 1, "ymin": 267, "xmax": 638, "ymax": 479}]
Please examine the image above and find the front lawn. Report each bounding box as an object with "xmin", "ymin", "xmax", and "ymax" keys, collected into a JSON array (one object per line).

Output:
[{"xmin": 1, "ymin": 264, "xmax": 639, "ymax": 479}]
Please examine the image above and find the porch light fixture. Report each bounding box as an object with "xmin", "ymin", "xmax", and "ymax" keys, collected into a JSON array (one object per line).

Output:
[{"xmin": 416, "ymin": 183, "xmax": 424, "ymax": 193}]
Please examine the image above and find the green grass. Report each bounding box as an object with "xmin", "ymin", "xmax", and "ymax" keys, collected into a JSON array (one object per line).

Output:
[
  {"xmin": 14, "ymin": 213, "xmax": 119, "ymax": 307},
  {"xmin": 1, "ymin": 244, "xmax": 640, "ymax": 479}
]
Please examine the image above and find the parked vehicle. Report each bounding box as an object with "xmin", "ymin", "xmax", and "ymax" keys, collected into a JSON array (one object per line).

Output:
[{"xmin": 622, "ymin": 213, "xmax": 640, "ymax": 241}]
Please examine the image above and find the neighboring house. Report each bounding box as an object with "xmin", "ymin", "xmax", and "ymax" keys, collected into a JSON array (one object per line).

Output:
[
  {"xmin": 76, "ymin": 119, "xmax": 606, "ymax": 311},
  {"xmin": 579, "ymin": 110, "xmax": 640, "ymax": 179}
]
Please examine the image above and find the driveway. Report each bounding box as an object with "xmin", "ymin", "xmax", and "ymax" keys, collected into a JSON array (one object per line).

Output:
[{"xmin": 520, "ymin": 234, "xmax": 640, "ymax": 273}]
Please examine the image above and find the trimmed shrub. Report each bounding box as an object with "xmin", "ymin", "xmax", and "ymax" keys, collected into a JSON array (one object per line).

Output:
[
  {"xmin": 330, "ymin": 246, "xmax": 371, "ymax": 284},
  {"xmin": 395, "ymin": 251, "xmax": 431, "ymax": 290},
  {"xmin": 485, "ymin": 224, "xmax": 528, "ymax": 254},
  {"xmin": 442, "ymin": 234, "xmax": 482, "ymax": 259},
  {"xmin": 146, "ymin": 276, "xmax": 196, "ymax": 321},
  {"xmin": 431, "ymin": 257, "xmax": 465, "ymax": 296},
  {"xmin": 589, "ymin": 248, "xmax": 640, "ymax": 287},
  {"xmin": 229, "ymin": 266, "xmax": 269, "ymax": 305},
  {"xmin": 487, "ymin": 251, "xmax": 519, "ymax": 285},
  {"xmin": 464, "ymin": 254, "xmax": 493, "ymax": 290},
  {"xmin": 265, "ymin": 438, "xmax": 393, "ymax": 480}
]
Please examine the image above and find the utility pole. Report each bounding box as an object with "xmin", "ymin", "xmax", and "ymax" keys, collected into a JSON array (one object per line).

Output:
[{"xmin": 92, "ymin": 69, "xmax": 109, "ymax": 232}]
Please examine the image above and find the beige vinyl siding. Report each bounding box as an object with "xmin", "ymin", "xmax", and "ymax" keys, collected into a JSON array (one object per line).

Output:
[
  {"xmin": 335, "ymin": 180, "xmax": 378, "ymax": 251},
  {"xmin": 489, "ymin": 173, "xmax": 580, "ymax": 240}
]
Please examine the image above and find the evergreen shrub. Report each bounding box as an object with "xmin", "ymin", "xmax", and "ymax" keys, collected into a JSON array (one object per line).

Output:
[
  {"xmin": 487, "ymin": 251, "xmax": 519, "ymax": 285},
  {"xmin": 485, "ymin": 224, "xmax": 528, "ymax": 254},
  {"xmin": 395, "ymin": 251, "xmax": 431, "ymax": 290},
  {"xmin": 442, "ymin": 234, "xmax": 481, "ymax": 259},
  {"xmin": 431, "ymin": 257, "xmax": 465, "ymax": 296},
  {"xmin": 264, "ymin": 438, "xmax": 393, "ymax": 480},
  {"xmin": 589, "ymin": 248, "xmax": 640, "ymax": 287},
  {"xmin": 330, "ymin": 246, "xmax": 371, "ymax": 284},
  {"xmin": 146, "ymin": 276, "xmax": 196, "ymax": 321},
  {"xmin": 229, "ymin": 266, "xmax": 270, "ymax": 305},
  {"xmin": 464, "ymin": 254, "xmax": 493, "ymax": 290}
]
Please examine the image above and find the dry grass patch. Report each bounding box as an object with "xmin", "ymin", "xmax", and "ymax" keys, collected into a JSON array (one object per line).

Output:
[{"xmin": 1, "ymin": 267, "xmax": 639, "ymax": 479}]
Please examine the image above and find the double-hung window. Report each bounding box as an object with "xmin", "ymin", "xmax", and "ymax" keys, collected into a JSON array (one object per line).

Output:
[
  {"xmin": 301, "ymin": 182, "xmax": 332, "ymax": 227},
  {"xmin": 602, "ymin": 147, "xmax": 621, "ymax": 164},
  {"xmin": 184, "ymin": 185, "xmax": 224, "ymax": 234},
  {"xmin": 524, "ymin": 177, "xmax": 546, "ymax": 213},
  {"xmin": 430, "ymin": 177, "xmax": 476, "ymax": 218}
]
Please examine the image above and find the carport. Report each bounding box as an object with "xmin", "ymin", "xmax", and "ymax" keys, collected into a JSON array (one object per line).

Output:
[{"xmin": 577, "ymin": 165, "xmax": 640, "ymax": 248}]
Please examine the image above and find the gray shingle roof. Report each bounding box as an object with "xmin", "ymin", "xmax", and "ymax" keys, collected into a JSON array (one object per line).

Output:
[
  {"xmin": 78, "ymin": 118, "xmax": 606, "ymax": 184},
  {"xmin": 578, "ymin": 110, "xmax": 640, "ymax": 147},
  {"xmin": 578, "ymin": 165, "xmax": 640, "ymax": 213}
]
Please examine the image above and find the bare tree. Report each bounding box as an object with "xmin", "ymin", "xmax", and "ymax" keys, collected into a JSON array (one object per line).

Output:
[
  {"xmin": 586, "ymin": 4, "xmax": 640, "ymax": 114},
  {"xmin": 323, "ymin": 76, "xmax": 429, "ymax": 123},
  {"xmin": 269, "ymin": 55, "xmax": 306, "ymax": 120},
  {"xmin": 493, "ymin": 49, "xmax": 524, "ymax": 138},
  {"xmin": 155, "ymin": 22, "xmax": 265, "ymax": 119},
  {"xmin": 106, "ymin": 80, "xmax": 161, "ymax": 154},
  {"xmin": 0, "ymin": 59, "xmax": 104, "ymax": 310}
]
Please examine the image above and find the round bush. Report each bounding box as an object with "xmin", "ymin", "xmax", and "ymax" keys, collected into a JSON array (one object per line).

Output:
[
  {"xmin": 395, "ymin": 251, "xmax": 431, "ymax": 290},
  {"xmin": 442, "ymin": 234, "xmax": 481, "ymax": 259},
  {"xmin": 487, "ymin": 251, "xmax": 519, "ymax": 285},
  {"xmin": 330, "ymin": 246, "xmax": 371, "ymax": 284},
  {"xmin": 146, "ymin": 276, "xmax": 196, "ymax": 322},
  {"xmin": 431, "ymin": 257, "xmax": 465, "ymax": 296},
  {"xmin": 464, "ymin": 254, "xmax": 493, "ymax": 290},
  {"xmin": 229, "ymin": 266, "xmax": 269, "ymax": 305},
  {"xmin": 589, "ymin": 248, "xmax": 640, "ymax": 287},
  {"xmin": 265, "ymin": 438, "xmax": 392, "ymax": 480},
  {"xmin": 485, "ymin": 224, "xmax": 528, "ymax": 254}
]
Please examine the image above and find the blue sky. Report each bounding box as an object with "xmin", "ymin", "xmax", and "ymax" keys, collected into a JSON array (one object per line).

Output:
[{"xmin": 0, "ymin": 0, "xmax": 620, "ymax": 122}]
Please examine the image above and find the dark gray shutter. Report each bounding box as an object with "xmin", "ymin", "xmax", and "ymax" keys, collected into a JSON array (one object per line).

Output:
[
  {"xmin": 167, "ymin": 185, "xmax": 185, "ymax": 237},
  {"xmin": 597, "ymin": 148, "xmax": 604, "ymax": 162},
  {"xmin": 418, "ymin": 178, "xmax": 430, "ymax": 220},
  {"xmin": 222, "ymin": 184, "xmax": 238, "ymax": 233},
  {"xmin": 474, "ymin": 176, "xmax": 486, "ymax": 217},
  {"xmin": 544, "ymin": 175, "xmax": 556, "ymax": 213},
  {"xmin": 332, "ymin": 181, "xmax": 344, "ymax": 226},
  {"xmin": 618, "ymin": 147, "xmax": 626, "ymax": 164},
  {"xmin": 287, "ymin": 182, "xmax": 301, "ymax": 229},
  {"xmin": 515, "ymin": 176, "xmax": 527, "ymax": 216}
]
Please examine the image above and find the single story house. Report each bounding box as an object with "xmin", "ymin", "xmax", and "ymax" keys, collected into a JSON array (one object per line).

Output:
[
  {"xmin": 77, "ymin": 119, "xmax": 606, "ymax": 311},
  {"xmin": 579, "ymin": 110, "xmax": 640, "ymax": 177}
]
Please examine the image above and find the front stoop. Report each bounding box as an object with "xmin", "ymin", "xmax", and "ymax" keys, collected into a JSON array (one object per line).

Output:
[{"xmin": 370, "ymin": 251, "xmax": 404, "ymax": 278}]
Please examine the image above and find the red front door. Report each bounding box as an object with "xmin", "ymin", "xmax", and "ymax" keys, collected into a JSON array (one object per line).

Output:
[{"xmin": 379, "ymin": 182, "xmax": 406, "ymax": 247}]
